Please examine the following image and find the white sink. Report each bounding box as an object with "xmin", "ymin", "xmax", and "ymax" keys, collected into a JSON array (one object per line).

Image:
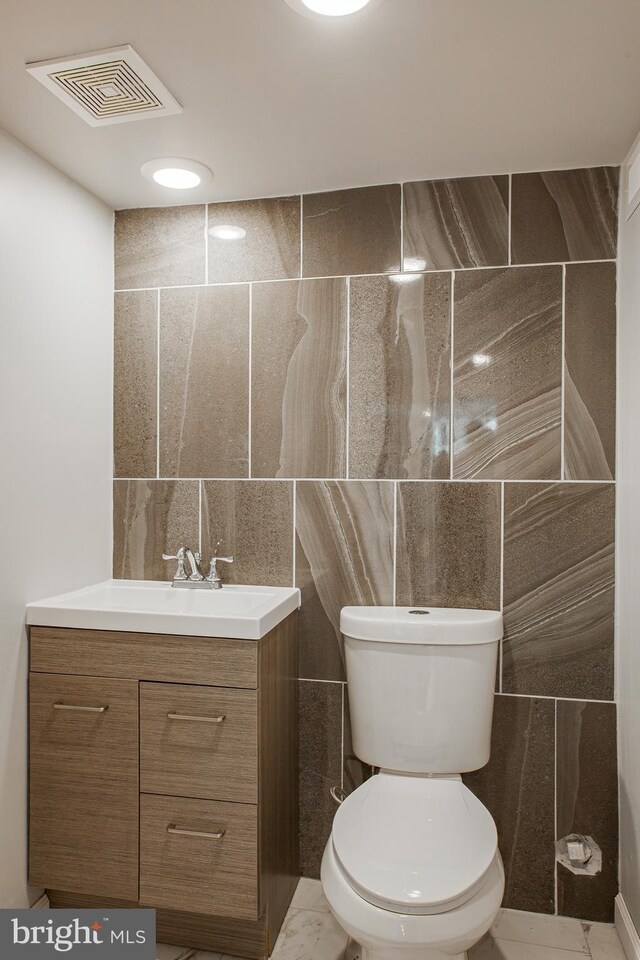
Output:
[{"xmin": 26, "ymin": 579, "xmax": 301, "ymax": 640}]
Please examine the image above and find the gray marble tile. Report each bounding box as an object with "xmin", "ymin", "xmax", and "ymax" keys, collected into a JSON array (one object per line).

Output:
[
  {"xmin": 490, "ymin": 910, "xmax": 588, "ymax": 953},
  {"xmin": 299, "ymin": 681, "xmax": 343, "ymax": 880},
  {"xmin": 403, "ymin": 176, "xmax": 509, "ymax": 270},
  {"xmin": 251, "ymin": 279, "xmax": 347, "ymax": 478},
  {"xmin": 465, "ymin": 695, "xmax": 556, "ymax": 914},
  {"xmin": 115, "ymin": 206, "xmax": 206, "ymax": 290},
  {"xmin": 159, "ymin": 285, "xmax": 249, "ymax": 478},
  {"xmin": 582, "ymin": 922, "xmax": 627, "ymax": 960},
  {"xmin": 557, "ymin": 701, "xmax": 618, "ymax": 922},
  {"xmin": 114, "ymin": 290, "xmax": 157, "ymax": 478},
  {"xmin": 453, "ymin": 266, "xmax": 562, "ymax": 480},
  {"xmin": 290, "ymin": 877, "xmax": 331, "ymax": 913},
  {"xmin": 396, "ymin": 481, "xmax": 501, "ymax": 609},
  {"xmin": 564, "ymin": 262, "xmax": 616, "ymax": 481},
  {"xmin": 502, "ymin": 483, "xmax": 615, "ymax": 700},
  {"xmin": 113, "ymin": 480, "xmax": 199, "ymax": 581},
  {"xmin": 349, "ymin": 272, "xmax": 451, "ymax": 479},
  {"xmin": 302, "ymin": 185, "xmax": 401, "ymax": 278},
  {"xmin": 469, "ymin": 937, "xmax": 589, "ymax": 960},
  {"xmin": 207, "ymin": 196, "xmax": 300, "ymax": 283},
  {"xmin": 511, "ymin": 168, "xmax": 619, "ymax": 265},
  {"xmin": 295, "ymin": 481, "xmax": 394, "ymax": 681},
  {"xmin": 201, "ymin": 480, "xmax": 293, "ymax": 586},
  {"xmin": 272, "ymin": 907, "xmax": 349, "ymax": 960}
]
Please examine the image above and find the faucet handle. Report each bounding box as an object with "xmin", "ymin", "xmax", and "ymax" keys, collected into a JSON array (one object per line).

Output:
[
  {"xmin": 205, "ymin": 555, "xmax": 234, "ymax": 584},
  {"xmin": 162, "ymin": 549, "xmax": 188, "ymax": 581}
]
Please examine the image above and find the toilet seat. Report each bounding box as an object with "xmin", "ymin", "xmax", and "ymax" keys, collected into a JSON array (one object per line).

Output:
[{"xmin": 332, "ymin": 773, "xmax": 498, "ymax": 916}]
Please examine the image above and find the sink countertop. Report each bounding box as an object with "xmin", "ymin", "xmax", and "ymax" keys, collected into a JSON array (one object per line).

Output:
[{"xmin": 26, "ymin": 579, "xmax": 301, "ymax": 641}]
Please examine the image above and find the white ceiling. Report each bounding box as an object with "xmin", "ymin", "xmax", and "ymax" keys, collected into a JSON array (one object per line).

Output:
[{"xmin": 2, "ymin": 0, "xmax": 640, "ymax": 210}]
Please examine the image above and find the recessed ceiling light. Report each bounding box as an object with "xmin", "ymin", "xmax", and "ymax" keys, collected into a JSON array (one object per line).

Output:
[
  {"xmin": 284, "ymin": 0, "xmax": 378, "ymax": 18},
  {"xmin": 209, "ymin": 225, "xmax": 247, "ymax": 241},
  {"xmin": 140, "ymin": 157, "xmax": 213, "ymax": 190}
]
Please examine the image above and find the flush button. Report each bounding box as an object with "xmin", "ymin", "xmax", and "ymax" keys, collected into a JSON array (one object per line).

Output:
[{"xmin": 408, "ymin": 610, "xmax": 430, "ymax": 615}]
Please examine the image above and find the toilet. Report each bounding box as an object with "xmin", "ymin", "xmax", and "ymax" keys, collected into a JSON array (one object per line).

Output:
[{"xmin": 321, "ymin": 606, "xmax": 505, "ymax": 960}]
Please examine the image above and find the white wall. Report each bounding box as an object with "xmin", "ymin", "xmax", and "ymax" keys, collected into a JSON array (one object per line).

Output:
[
  {"xmin": 0, "ymin": 129, "xmax": 113, "ymax": 908},
  {"xmin": 617, "ymin": 134, "xmax": 640, "ymax": 932}
]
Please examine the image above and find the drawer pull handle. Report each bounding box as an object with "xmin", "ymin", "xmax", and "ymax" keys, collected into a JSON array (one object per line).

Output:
[
  {"xmin": 52, "ymin": 702, "xmax": 109, "ymax": 713},
  {"xmin": 166, "ymin": 824, "xmax": 226, "ymax": 840},
  {"xmin": 166, "ymin": 712, "xmax": 226, "ymax": 723}
]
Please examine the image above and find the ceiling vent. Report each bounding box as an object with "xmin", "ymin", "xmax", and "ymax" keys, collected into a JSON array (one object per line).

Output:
[{"xmin": 26, "ymin": 45, "xmax": 182, "ymax": 127}]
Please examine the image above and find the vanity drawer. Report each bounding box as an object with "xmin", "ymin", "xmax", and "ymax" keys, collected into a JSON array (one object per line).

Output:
[
  {"xmin": 140, "ymin": 682, "xmax": 258, "ymax": 803},
  {"xmin": 140, "ymin": 794, "xmax": 258, "ymax": 919},
  {"xmin": 30, "ymin": 626, "xmax": 257, "ymax": 688}
]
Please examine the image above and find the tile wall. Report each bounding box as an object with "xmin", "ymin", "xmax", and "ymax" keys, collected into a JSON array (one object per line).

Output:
[{"xmin": 113, "ymin": 167, "xmax": 619, "ymax": 921}]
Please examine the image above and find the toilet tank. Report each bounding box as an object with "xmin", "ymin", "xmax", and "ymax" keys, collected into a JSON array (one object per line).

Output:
[{"xmin": 341, "ymin": 606, "xmax": 503, "ymax": 774}]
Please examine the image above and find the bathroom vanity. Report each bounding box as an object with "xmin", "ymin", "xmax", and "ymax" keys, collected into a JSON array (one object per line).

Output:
[{"xmin": 26, "ymin": 581, "xmax": 300, "ymax": 959}]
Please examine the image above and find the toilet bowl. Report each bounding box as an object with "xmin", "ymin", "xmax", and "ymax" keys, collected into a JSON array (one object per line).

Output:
[{"xmin": 321, "ymin": 606, "xmax": 505, "ymax": 960}]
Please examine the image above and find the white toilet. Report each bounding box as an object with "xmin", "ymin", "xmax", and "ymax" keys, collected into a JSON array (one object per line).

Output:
[{"xmin": 321, "ymin": 606, "xmax": 505, "ymax": 960}]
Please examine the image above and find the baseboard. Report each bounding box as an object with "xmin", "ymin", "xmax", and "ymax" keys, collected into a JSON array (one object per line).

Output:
[
  {"xmin": 31, "ymin": 894, "xmax": 50, "ymax": 910},
  {"xmin": 616, "ymin": 895, "xmax": 640, "ymax": 960}
]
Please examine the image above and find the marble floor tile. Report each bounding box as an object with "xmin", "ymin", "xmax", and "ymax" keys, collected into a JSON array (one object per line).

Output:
[
  {"xmin": 564, "ymin": 262, "xmax": 616, "ymax": 481},
  {"xmin": 403, "ymin": 175, "xmax": 509, "ymax": 270},
  {"xmin": 511, "ymin": 168, "xmax": 618, "ymax": 265},
  {"xmin": 201, "ymin": 480, "xmax": 293, "ymax": 586},
  {"xmin": 295, "ymin": 481, "xmax": 394, "ymax": 681},
  {"xmin": 582, "ymin": 922, "xmax": 627, "ymax": 960},
  {"xmin": 453, "ymin": 266, "xmax": 562, "ymax": 480},
  {"xmin": 113, "ymin": 479, "xmax": 199, "ymax": 581},
  {"xmin": 159, "ymin": 285, "xmax": 249, "ymax": 478},
  {"xmin": 490, "ymin": 909, "xmax": 588, "ymax": 953},
  {"xmin": 156, "ymin": 946, "xmax": 191, "ymax": 960},
  {"xmin": 115, "ymin": 206, "xmax": 206, "ymax": 290},
  {"xmin": 302, "ymin": 184, "xmax": 401, "ymax": 278},
  {"xmin": 396, "ymin": 480, "xmax": 501, "ymax": 609},
  {"xmin": 270, "ymin": 907, "xmax": 349, "ymax": 960},
  {"xmin": 470, "ymin": 936, "xmax": 590, "ymax": 960},
  {"xmin": 252, "ymin": 279, "xmax": 347, "ymax": 478},
  {"xmin": 502, "ymin": 482, "xmax": 615, "ymax": 700},
  {"xmin": 290, "ymin": 877, "xmax": 331, "ymax": 913},
  {"xmin": 349, "ymin": 272, "xmax": 451, "ymax": 479},
  {"xmin": 114, "ymin": 290, "xmax": 158, "ymax": 478},
  {"xmin": 207, "ymin": 195, "xmax": 300, "ymax": 283}
]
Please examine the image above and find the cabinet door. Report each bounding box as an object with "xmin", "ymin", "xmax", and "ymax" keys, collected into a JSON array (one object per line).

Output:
[
  {"xmin": 140, "ymin": 794, "xmax": 258, "ymax": 919},
  {"xmin": 29, "ymin": 674, "xmax": 139, "ymax": 900},
  {"xmin": 140, "ymin": 682, "xmax": 258, "ymax": 803}
]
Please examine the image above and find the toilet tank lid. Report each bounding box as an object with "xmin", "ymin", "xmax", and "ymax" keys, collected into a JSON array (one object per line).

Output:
[{"xmin": 340, "ymin": 606, "xmax": 503, "ymax": 644}]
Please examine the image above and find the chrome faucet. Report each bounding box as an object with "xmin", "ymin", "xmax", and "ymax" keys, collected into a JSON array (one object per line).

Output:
[{"xmin": 163, "ymin": 546, "xmax": 234, "ymax": 590}]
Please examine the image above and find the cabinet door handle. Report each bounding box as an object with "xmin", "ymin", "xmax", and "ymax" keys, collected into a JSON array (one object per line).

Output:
[
  {"xmin": 166, "ymin": 712, "xmax": 226, "ymax": 723},
  {"xmin": 53, "ymin": 702, "xmax": 109, "ymax": 713},
  {"xmin": 166, "ymin": 824, "xmax": 226, "ymax": 840}
]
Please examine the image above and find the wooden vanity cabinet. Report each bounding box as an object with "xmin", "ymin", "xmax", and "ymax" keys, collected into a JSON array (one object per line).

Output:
[{"xmin": 28, "ymin": 613, "xmax": 299, "ymax": 960}]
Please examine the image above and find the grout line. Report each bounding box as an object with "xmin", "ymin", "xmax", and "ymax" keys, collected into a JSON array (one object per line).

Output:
[
  {"xmin": 554, "ymin": 697, "xmax": 558, "ymax": 915},
  {"xmin": 156, "ymin": 290, "xmax": 161, "ymax": 479},
  {"xmin": 561, "ymin": 264, "xmax": 566, "ymax": 480},
  {"xmin": 292, "ymin": 480, "xmax": 297, "ymax": 589},
  {"xmin": 198, "ymin": 480, "xmax": 202, "ymax": 557},
  {"xmin": 112, "ymin": 257, "xmax": 618, "ymax": 293},
  {"xmin": 345, "ymin": 277, "xmax": 350, "ymax": 479},
  {"xmin": 400, "ymin": 182, "xmax": 405, "ymax": 269},
  {"xmin": 392, "ymin": 481, "xmax": 398, "ymax": 605},
  {"xmin": 248, "ymin": 283, "xmax": 253, "ymax": 479},
  {"xmin": 507, "ymin": 173, "xmax": 512, "ymax": 265},
  {"xmin": 204, "ymin": 203, "xmax": 209, "ymax": 285},
  {"xmin": 340, "ymin": 682, "xmax": 345, "ymax": 791},
  {"xmin": 499, "ymin": 691, "xmax": 616, "ymax": 705},
  {"xmin": 450, "ymin": 271, "xmax": 455, "ymax": 479},
  {"xmin": 299, "ymin": 195, "xmax": 304, "ymax": 278},
  {"xmin": 113, "ymin": 475, "xmax": 616, "ymax": 485},
  {"xmin": 499, "ymin": 481, "xmax": 505, "ymax": 693}
]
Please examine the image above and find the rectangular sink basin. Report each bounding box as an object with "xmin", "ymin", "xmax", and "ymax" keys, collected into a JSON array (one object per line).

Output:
[{"xmin": 26, "ymin": 579, "xmax": 301, "ymax": 640}]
